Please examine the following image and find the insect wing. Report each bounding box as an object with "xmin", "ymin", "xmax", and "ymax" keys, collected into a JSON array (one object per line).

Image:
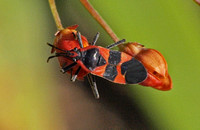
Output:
[
  {"xmin": 91, "ymin": 47, "xmax": 147, "ymax": 84},
  {"xmin": 120, "ymin": 57, "xmax": 147, "ymax": 84}
]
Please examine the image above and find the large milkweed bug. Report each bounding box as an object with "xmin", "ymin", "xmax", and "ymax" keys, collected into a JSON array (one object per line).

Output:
[{"xmin": 47, "ymin": 25, "xmax": 147, "ymax": 98}]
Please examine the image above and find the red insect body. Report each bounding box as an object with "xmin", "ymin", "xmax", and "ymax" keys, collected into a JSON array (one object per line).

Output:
[
  {"xmin": 119, "ymin": 42, "xmax": 172, "ymax": 91},
  {"xmin": 52, "ymin": 25, "xmax": 90, "ymax": 80},
  {"xmin": 50, "ymin": 25, "xmax": 147, "ymax": 85},
  {"xmin": 49, "ymin": 25, "xmax": 171, "ymax": 93}
]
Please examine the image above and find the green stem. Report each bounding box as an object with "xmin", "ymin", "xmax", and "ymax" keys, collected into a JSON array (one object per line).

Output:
[
  {"xmin": 80, "ymin": 0, "xmax": 119, "ymax": 42},
  {"xmin": 48, "ymin": 0, "xmax": 64, "ymax": 30}
]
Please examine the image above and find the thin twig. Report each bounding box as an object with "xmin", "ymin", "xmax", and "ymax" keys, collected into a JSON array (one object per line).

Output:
[
  {"xmin": 194, "ymin": 0, "xmax": 200, "ymax": 5},
  {"xmin": 48, "ymin": 0, "xmax": 64, "ymax": 30},
  {"xmin": 80, "ymin": 0, "xmax": 119, "ymax": 42}
]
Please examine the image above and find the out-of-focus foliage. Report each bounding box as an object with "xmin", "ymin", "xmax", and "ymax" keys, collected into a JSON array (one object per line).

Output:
[
  {"xmin": 0, "ymin": 0, "xmax": 62, "ymax": 129},
  {"xmin": 93, "ymin": 0, "xmax": 200, "ymax": 129},
  {"xmin": 0, "ymin": 0, "xmax": 200, "ymax": 129}
]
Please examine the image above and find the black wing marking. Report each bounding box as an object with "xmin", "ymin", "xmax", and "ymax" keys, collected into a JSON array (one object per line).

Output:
[
  {"xmin": 103, "ymin": 65, "xmax": 118, "ymax": 81},
  {"xmin": 121, "ymin": 58, "xmax": 147, "ymax": 84},
  {"xmin": 108, "ymin": 50, "xmax": 121, "ymax": 65}
]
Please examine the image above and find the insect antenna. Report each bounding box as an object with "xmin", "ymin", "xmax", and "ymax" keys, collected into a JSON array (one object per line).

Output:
[
  {"xmin": 60, "ymin": 62, "xmax": 77, "ymax": 73},
  {"xmin": 47, "ymin": 52, "xmax": 74, "ymax": 62},
  {"xmin": 47, "ymin": 55, "xmax": 58, "ymax": 62},
  {"xmin": 87, "ymin": 74, "xmax": 99, "ymax": 99},
  {"xmin": 106, "ymin": 39, "xmax": 126, "ymax": 49},
  {"xmin": 71, "ymin": 66, "xmax": 82, "ymax": 82},
  {"xmin": 91, "ymin": 32, "xmax": 100, "ymax": 45},
  {"xmin": 47, "ymin": 43, "xmax": 66, "ymax": 52},
  {"xmin": 47, "ymin": 53, "xmax": 64, "ymax": 62}
]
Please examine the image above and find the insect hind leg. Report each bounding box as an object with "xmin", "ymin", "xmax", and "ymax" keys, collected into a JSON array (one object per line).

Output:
[{"xmin": 87, "ymin": 74, "xmax": 100, "ymax": 99}]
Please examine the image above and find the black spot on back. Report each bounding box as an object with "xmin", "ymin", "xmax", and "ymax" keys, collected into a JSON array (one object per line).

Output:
[
  {"xmin": 81, "ymin": 48, "xmax": 106, "ymax": 71},
  {"xmin": 108, "ymin": 50, "xmax": 121, "ymax": 65},
  {"xmin": 103, "ymin": 65, "xmax": 118, "ymax": 81},
  {"xmin": 81, "ymin": 48, "xmax": 100, "ymax": 71},
  {"xmin": 121, "ymin": 58, "xmax": 147, "ymax": 84}
]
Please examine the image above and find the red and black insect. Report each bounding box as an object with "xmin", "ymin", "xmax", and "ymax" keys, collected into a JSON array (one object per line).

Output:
[{"xmin": 48, "ymin": 30, "xmax": 147, "ymax": 98}]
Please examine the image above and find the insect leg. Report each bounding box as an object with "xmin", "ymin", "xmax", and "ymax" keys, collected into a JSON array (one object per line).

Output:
[
  {"xmin": 106, "ymin": 39, "xmax": 126, "ymax": 49},
  {"xmin": 77, "ymin": 31, "xmax": 83, "ymax": 48},
  {"xmin": 91, "ymin": 32, "xmax": 100, "ymax": 45},
  {"xmin": 47, "ymin": 53, "xmax": 64, "ymax": 62},
  {"xmin": 47, "ymin": 43, "xmax": 67, "ymax": 52},
  {"xmin": 71, "ymin": 66, "xmax": 82, "ymax": 82},
  {"xmin": 87, "ymin": 74, "xmax": 100, "ymax": 99},
  {"xmin": 60, "ymin": 62, "xmax": 77, "ymax": 73}
]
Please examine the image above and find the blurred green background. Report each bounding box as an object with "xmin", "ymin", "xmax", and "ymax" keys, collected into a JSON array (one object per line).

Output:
[{"xmin": 1, "ymin": 0, "xmax": 200, "ymax": 129}]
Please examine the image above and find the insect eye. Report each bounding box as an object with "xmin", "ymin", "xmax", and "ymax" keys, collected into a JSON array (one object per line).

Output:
[{"xmin": 73, "ymin": 47, "xmax": 78, "ymax": 51}]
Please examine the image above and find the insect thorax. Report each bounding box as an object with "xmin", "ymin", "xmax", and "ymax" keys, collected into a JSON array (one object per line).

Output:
[{"xmin": 81, "ymin": 48, "xmax": 106, "ymax": 71}]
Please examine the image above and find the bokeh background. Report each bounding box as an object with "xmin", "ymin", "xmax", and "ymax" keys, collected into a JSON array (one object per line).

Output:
[{"xmin": 1, "ymin": 0, "xmax": 200, "ymax": 129}]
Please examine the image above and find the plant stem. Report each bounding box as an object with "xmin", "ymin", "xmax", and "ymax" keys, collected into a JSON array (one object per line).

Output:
[
  {"xmin": 48, "ymin": 0, "xmax": 64, "ymax": 30},
  {"xmin": 194, "ymin": 0, "xmax": 200, "ymax": 5},
  {"xmin": 80, "ymin": 0, "xmax": 119, "ymax": 42}
]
